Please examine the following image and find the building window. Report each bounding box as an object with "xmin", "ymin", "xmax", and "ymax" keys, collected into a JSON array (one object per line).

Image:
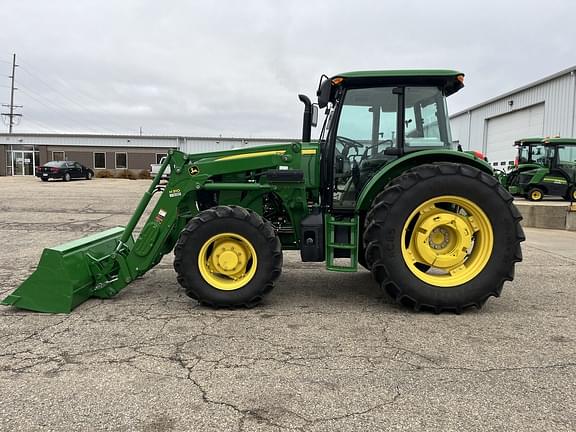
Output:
[
  {"xmin": 52, "ymin": 151, "xmax": 65, "ymax": 161},
  {"xmin": 115, "ymin": 152, "xmax": 127, "ymax": 169},
  {"xmin": 156, "ymin": 153, "xmax": 167, "ymax": 164},
  {"xmin": 94, "ymin": 152, "xmax": 106, "ymax": 169}
]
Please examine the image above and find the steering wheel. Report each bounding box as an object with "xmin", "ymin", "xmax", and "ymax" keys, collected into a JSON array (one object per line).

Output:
[
  {"xmin": 336, "ymin": 136, "xmax": 363, "ymax": 157},
  {"xmin": 363, "ymin": 139, "xmax": 394, "ymax": 154}
]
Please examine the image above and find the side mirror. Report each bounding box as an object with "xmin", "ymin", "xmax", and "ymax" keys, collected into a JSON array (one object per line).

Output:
[
  {"xmin": 311, "ymin": 104, "xmax": 318, "ymax": 128},
  {"xmin": 317, "ymin": 77, "xmax": 331, "ymax": 109}
]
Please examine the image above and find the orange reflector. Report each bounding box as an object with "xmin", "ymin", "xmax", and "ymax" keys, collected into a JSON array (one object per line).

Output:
[
  {"xmin": 331, "ymin": 77, "xmax": 344, "ymax": 85},
  {"xmin": 457, "ymin": 75, "xmax": 465, "ymax": 84}
]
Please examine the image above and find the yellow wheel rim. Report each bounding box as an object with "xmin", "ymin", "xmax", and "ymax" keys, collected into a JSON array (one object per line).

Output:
[
  {"xmin": 531, "ymin": 190, "xmax": 542, "ymax": 200},
  {"xmin": 198, "ymin": 233, "xmax": 258, "ymax": 291},
  {"xmin": 401, "ymin": 195, "xmax": 494, "ymax": 287}
]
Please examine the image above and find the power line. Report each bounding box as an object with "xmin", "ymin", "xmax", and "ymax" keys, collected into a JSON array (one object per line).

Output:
[
  {"xmin": 18, "ymin": 117, "xmax": 63, "ymax": 133},
  {"xmin": 16, "ymin": 84, "xmax": 104, "ymax": 133},
  {"xmin": 18, "ymin": 61, "xmax": 128, "ymax": 133}
]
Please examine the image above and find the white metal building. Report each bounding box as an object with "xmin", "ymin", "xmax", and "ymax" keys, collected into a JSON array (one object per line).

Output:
[{"xmin": 450, "ymin": 66, "xmax": 576, "ymax": 169}]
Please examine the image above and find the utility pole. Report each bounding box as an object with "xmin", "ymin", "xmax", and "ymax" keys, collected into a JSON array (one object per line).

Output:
[{"xmin": 1, "ymin": 53, "xmax": 22, "ymax": 133}]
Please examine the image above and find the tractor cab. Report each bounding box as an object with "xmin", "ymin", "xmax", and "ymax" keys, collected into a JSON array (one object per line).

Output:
[
  {"xmin": 543, "ymin": 138, "xmax": 576, "ymax": 178},
  {"xmin": 315, "ymin": 70, "xmax": 465, "ymax": 210}
]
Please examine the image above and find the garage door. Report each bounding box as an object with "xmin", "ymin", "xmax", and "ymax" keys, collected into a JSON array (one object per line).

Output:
[{"xmin": 486, "ymin": 103, "xmax": 544, "ymax": 168}]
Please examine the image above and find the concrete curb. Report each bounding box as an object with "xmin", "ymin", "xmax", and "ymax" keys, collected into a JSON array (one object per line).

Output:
[{"xmin": 514, "ymin": 200, "xmax": 576, "ymax": 231}]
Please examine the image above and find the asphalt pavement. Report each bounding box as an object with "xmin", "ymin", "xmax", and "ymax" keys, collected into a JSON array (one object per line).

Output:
[{"xmin": 0, "ymin": 177, "xmax": 574, "ymax": 431}]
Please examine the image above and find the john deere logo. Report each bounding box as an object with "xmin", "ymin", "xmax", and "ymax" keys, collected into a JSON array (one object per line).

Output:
[{"xmin": 188, "ymin": 165, "xmax": 199, "ymax": 176}]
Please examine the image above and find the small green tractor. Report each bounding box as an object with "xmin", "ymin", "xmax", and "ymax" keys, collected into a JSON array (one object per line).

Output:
[
  {"xmin": 498, "ymin": 137, "xmax": 547, "ymax": 195},
  {"xmin": 2, "ymin": 70, "xmax": 524, "ymax": 314},
  {"xmin": 515, "ymin": 137, "xmax": 576, "ymax": 201}
]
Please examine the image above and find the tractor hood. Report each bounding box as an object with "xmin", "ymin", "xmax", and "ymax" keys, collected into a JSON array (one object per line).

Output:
[{"xmin": 185, "ymin": 142, "xmax": 306, "ymax": 163}]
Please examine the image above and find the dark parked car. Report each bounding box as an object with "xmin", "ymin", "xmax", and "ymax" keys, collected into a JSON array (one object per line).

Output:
[{"xmin": 36, "ymin": 161, "xmax": 94, "ymax": 182}]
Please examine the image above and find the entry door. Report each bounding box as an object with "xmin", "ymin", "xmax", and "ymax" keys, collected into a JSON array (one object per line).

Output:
[
  {"xmin": 12, "ymin": 150, "xmax": 34, "ymax": 176},
  {"xmin": 11, "ymin": 151, "xmax": 35, "ymax": 175},
  {"xmin": 23, "ymin": 152, "xmax": 34, "ymax": 175},
  {"xmin": 12, "ymin": 151, "xmax": 24, "ymax": 175}
]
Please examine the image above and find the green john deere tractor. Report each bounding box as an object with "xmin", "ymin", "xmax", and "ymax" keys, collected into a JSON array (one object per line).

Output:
[
  {"xmin": 517, "ymin": 137, "xmax": 576, "ymax": 201},
  {"xmin": 499, "ymin": 137, "xmax": 547, "ymax": 195},
  {"xmin": 2, "ymin": 70, "xmax": 525, "ymax": 314}
]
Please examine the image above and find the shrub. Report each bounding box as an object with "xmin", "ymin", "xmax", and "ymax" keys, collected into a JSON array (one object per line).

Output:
[
  {"xmin": 137, "ymin": 169, "xmax": 151, "ymax": 180},
  {"xmin": 96, "ymin": 169, "xmax": 114, "ymax": 178},
  {"xmin": 116, "ymin": 170, "xmax": 139, "ymax": 180}
]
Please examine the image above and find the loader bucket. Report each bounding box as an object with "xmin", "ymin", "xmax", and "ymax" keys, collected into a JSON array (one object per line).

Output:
[{"xmin": 1, "ymin": 227, "xmax": 131, "ymax": 313}]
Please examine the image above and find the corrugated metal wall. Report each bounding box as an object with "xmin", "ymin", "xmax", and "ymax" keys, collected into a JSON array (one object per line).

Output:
[{"xmin": 450, "ymin": 70, "xmax": 576, "ymax": 160}]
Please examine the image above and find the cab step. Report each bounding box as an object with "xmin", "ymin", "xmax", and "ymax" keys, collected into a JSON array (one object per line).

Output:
[{"xmin": 325, "ymin": 215, "xmax": 359, "ymax": 272}]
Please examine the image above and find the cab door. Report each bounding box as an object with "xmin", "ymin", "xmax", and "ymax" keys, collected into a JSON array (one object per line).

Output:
[
  {"xmin": 550, "ymin": 145, "xmax": 576, "ymax": 195},
  {"xmin": 329, "ymin": 87, "xmax": 399, "ymax": 211}
]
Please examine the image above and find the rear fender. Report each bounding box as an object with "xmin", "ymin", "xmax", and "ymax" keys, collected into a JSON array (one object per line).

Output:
[{"xmin": 355, "ymin": 150, "xmax": 493, "ymax": 211}]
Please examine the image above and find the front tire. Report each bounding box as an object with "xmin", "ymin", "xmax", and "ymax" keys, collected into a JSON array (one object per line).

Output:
[
  {"xmin": 174, "ymin": 206, "xmax": 282, "ymax": 308},
  {"xmin": 86, "ymin": 170, "xmax": 93, "ymax": 180},
  {"xmin": 363, "ymin": 163, "xmax": 524, "ymax": 313},
  {"xmin": 527, "ymin": 187, "xmax": 544, "ymax": 201},
  {"xmin": 63, "ymin": 172, "xmax": 71, "ymax": 182}
]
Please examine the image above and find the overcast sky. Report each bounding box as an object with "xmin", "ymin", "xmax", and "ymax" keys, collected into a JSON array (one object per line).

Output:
[{"xmin": 1, "ymin": 0, "xmax": 575, "ymax": 138}]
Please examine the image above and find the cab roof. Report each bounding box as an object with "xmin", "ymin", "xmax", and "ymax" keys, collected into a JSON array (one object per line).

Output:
[
  {"xmin": 335, "ymin": 69, "xmax": 463, "ymax": 79},
  {"xmin": 542, "ymin": 137, "xmax": 576, "ymax": 145},
  {"xmin": 514, "ymin": 137, "xmax": 545, "ymax": 146},
  {"xmin": 317, "ymin": 69, "xmax": 465, "ymax": 107}
]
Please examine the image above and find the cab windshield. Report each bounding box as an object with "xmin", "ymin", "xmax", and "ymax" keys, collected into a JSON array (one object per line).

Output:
[
  {"xmin": 519, "ymin": 144, "xmax": 546, "ymax": 164},
  {"xmin": 335, "ymin": 86, "xmax": 451, "ymax": 151}
]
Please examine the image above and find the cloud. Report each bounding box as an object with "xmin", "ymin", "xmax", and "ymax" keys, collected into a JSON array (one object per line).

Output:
[{"xmin": 1, "ymin": 0, "xmax": 575, "ymax": 137}]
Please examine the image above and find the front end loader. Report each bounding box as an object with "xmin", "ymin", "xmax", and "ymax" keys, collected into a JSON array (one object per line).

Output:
[{"xmin": 3, "ymin": 69, "xmax": 525, "ymax": 314}]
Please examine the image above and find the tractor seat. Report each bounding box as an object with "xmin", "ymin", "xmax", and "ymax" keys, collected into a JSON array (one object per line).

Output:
[{"xmin": 359, "ymin": 154, "xmax": 396, "ymax": 174}]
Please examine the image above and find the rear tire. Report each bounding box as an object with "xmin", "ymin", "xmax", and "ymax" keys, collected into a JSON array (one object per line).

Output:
[
  {"xmin": 41, "ymin": 177, "xmax": 48, "ymax": 182},
  {"xmin": 63, "ymin": 172, "xmax": 71, "ymax": 182},
  {"xmin": 174, "ymin": 205, "xmax": 282, "ymax": 308},
  {"xmin": 363, "ymin": 163, "xmax": 524, "ymax": 313}
]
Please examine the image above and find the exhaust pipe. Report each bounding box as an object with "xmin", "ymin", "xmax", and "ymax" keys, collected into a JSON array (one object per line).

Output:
[{"xmin": 298, "ymin": 94, "xmax": 312, "ymax": 143}]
